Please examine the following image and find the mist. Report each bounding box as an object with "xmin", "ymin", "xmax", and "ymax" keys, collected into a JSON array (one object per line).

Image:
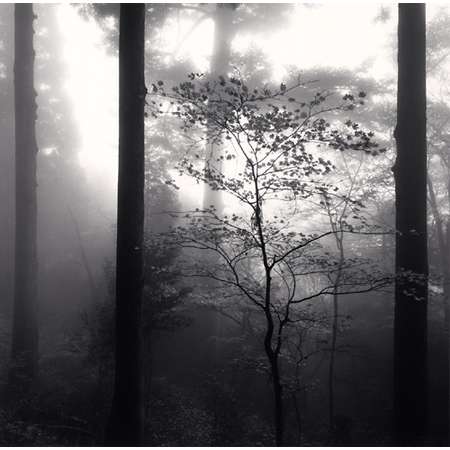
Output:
[{"xmin": 0, "ymin": 2, "xmax": 448, "ymax": 446}]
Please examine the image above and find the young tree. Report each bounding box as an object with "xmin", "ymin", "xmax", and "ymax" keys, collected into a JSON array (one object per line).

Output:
[
  {"xmin": 10, "ymin": 3, "xmax": 39, "ymax": 389},
  {"xmin": 320, "ymin": 154, "xmax": 365, "ymax": 438},
  {"xmin": 393, "ymin": 3, "xmax": 428, "ymax": 445},
  {"xmin": 105, "ymin": 4, "xmax": 146, "ymax": 445},
  {"xmin": 154, "ymin": 75, "xmax": 390, "ymax": 445}
]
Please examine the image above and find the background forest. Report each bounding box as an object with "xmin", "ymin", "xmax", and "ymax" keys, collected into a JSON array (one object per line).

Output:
[{"xmin": 0, "ymin": 2, "xmax": 447, "ymax": 446}]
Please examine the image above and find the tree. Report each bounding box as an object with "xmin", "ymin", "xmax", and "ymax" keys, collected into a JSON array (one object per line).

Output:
[
  {"xmin": 427, "ymin": 103, "xmax": 450, "ymax": 443},
  {"xmin": 0, "ymin": 4, "xmax": 14, "ymax": 316},
  {"xmin": 105, "ymin": 4, "xmax": 146, "ymax": 445},
  {"xmin": 203, "ymin": 4, "xmax": 237, "ymax": 213},
  {"xmin": 319, "ymin": 153, "xmax": 365, "ymax": 439},
  {"xmin": 393, "ymin": 3, "xmax": 428, "ymax": 445},
  {"xmin": 201, "ymin": 3, "xmax": 295, "ymax": 213},
  {"xmin": 154, "ymin": 75, "xmax": 390, "ymax": 445},
  {"xmin": 9, "ymin": 3, "xmax": 39, "ymax": 390}
]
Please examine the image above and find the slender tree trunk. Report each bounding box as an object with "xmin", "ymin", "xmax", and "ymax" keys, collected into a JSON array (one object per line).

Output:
[
  {"xmin": 9, "ymin": 3, "xmax": 39, "ymax": 389},
  {"xmin": 264, "ymin": 333, "xmax": 284, "ymax": 446},
  {"xmin": 393, "ymin": 4, "xmax": 428, "ymax": 445},
  {"xmin": 269, "ymin": 352, "xmax": 284, "ymax": 447},
  {"xmin": 263, "ymin": 272, "xmax": 284, "ymax": 446},
  {"xmin": 328, "ymin": 294, "xmax": 338, "ymax": 431},
  {"xmin": 105, "ymin": 4, "xmax": 146, "ymax": 446},
  {"xmin": 328, "ymin": 232, "xmax": 344, "ymax": 438}
]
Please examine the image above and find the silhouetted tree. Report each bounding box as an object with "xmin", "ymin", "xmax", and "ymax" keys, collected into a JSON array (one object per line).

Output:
[
  {"xmin": 9, "ymin": 3, "xmax": 39, "ymax": 389},
  {"xmin": 154, "ymin": 75, "xmax": 390, "ymax": 446},
  {"xmin": 393, "ymin": 3, "xmax": 428, "ymax": 445},
  {"xmin": 105, "ymin": 4, "xmax": 146, "ymax": 445}
]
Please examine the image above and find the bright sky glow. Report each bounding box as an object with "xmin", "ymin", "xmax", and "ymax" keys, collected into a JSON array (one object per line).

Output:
[
  {"xmin": 53, "ymin": 3, "xmax": 450, "ymax": 212},
  {"xmin": 235, "ymin": 4, "xmax": 396, "ymax": 81},
  {"xmin": 157, "ymin": 14, "xmax": 215, "ymax": 73},
  {"xmin": 56, "ymin": 4, "xmax": 118, "ymax": 188}
]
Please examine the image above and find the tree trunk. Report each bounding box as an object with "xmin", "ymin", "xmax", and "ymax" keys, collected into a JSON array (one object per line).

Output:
[
  {"xmin": 442, "ymin": 222, "xmax": 450, "ymax": 443},
  {"xmin": 393, "ymin": 3, "xmax": 428, "ymax": 445},
  {"xmin": 9, "ymin": 3, "xmax": 39, "ymax": 390},
  {"xmin": 271, "ymin": 355, "xmax": 284, "ymax": 446},
  {"xmin": 328, "ymin": 293, "xmax": 338, "ymax": 434},
  {"xmin": 0, "ymin": 4, "xmax": 15, "ymax": 317},
  {"xmin": 105, "ymin": 4, "xmax": 146, "ymax": 446},
  {"xmin": 263, "ymin": 272, "xmax": 284, "ymax": 446},
  {"xmin": 428, "ymin": 175, "xmax": 449, "ymax": 443},
  {"xmin": 264, "ymin": 332, "xmax": 284, "ymax": 446},
  {"xmin": 328, "ymin": 231, "xmax": 344, "ymax": 439}
]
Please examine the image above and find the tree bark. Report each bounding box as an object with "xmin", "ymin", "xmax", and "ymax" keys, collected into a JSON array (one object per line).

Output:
[
  {"xmin": 105, "ymin": 4, "xmax": 146, "ymax": 446},
  {"xmin": 269, "ymin": 352, "xmax": 284, "ymax": 447},
  {"xmin": 262, "ymin": 272, "xmax": 284, "ymax": 446},
  {"xmin": 264, "ymin": 328, "xmax": 284, "ymax": 446},
  {"xmin": 9, "ymin": 3, "xmax": 39, "ymax": 390},
  {"xmin": 428, "ymin": 175, "xmax": 450, "ymax": 444},
  {"xmin": 393, "ymin": 3, "xmax": 428, "ymax": 445}
]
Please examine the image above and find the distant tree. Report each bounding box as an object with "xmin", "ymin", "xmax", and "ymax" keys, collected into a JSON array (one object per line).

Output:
[
  {"xmin": 154, "ymin": 75, "xmax": 391, "ymax": 445},
  {"xmin": 9, "ymin": 3, "xmax": 39, "ymax": 389},
  {"xmin": 393, "ymin": 3, "xmax": 428, "ymax": 445},
  {"xmin": 320, "ymin": 154, "xmax": 362, "ymax": 438},
  {"xmin": 203, "ymin": 4, "xmax": 237, "ymax": 213},
  {"xmin": 0, "ymin": 4, "xmax": 14, "ymax": 315},
  {"xmin": 105, "ymin": 4, "xmax": 146, "ymax": 445}
]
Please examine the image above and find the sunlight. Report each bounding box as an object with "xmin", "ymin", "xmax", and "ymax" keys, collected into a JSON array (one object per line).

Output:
[
  {"xmin": 157, "ymin": 13, "xmax": 215, "ymax": 73},
  {"xmin": 234, "ymin": 4, "xmax": 396, "ymax": 82},
  {"xmin": 55, "ymin": 4, "xmax": 398, "ymax": 187},
  {"xmin": 53, "ymin": 3, "xmax": 400, "ymax": 213},
  {"xmin": 56, "ymin": 4, "xmax": 118, "ymax": 187},
  {"xmin": 54, "ymin": 3, "xmax": 447, "ymax": 209}
]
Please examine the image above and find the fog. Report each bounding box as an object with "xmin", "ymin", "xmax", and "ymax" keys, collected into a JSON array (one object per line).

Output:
[{"xmin": 0, "ymin": 2, "xmax": 449, "ymax": 446}]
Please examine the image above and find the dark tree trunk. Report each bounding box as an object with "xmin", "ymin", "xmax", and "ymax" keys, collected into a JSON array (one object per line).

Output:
[
  {"xmin": 264, "ymin": 332, "xmax": 284, "ymax": 446},
  {"xmin": 428, "ymin": 175, "xmax": 449, "ymax": 444},
  {"xmin": 393, "ymin": 3, "xmax": 428, "ymax": 445},
  {"xmin": 263, "ymin": 273, "xmax": 284, "ymax": 446},
  {"xmin": 269, "ymin": 353, "xmax": 284, "ymax": 447},
  {"xmin": 328, "ymin": 292, "xmax": 339, "ymax": 435},
  {"xmin": 9, "ymin": 3, "xmax": 39, "ymax": 390},
  {"xmin": 105, "ymin": 4, "xmax": 146, "ymax": 446},
  {"xmin": 328, "ymin": 230, "xmax": 344, "ymax": 439}
]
